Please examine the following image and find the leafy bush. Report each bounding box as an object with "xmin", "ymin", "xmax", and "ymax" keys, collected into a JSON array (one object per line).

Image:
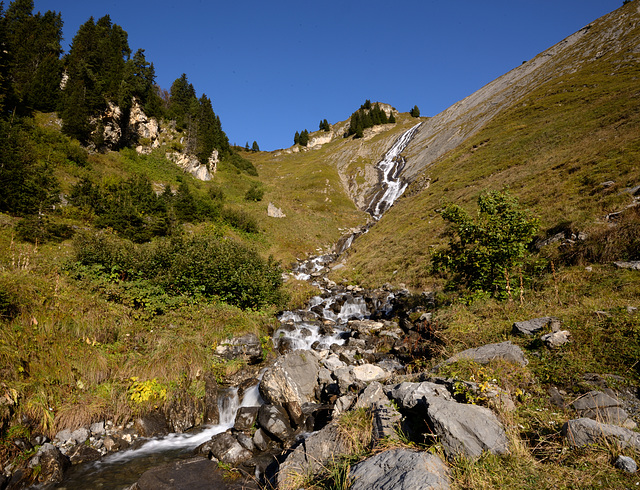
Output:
[
  {"xmin": 226, "ymin": 152, "xmax": 258, "ymax": 176},
  {"xmin": 221, "ymin": 207, "xmax": 259, "ymax": 234},
  {"xmin": 14, "ymin": 216, "xmax": 74, "ymax": 243},
  {"xmin": 432, "ymin": 190, "xmax": 539, "ymax": 296},
  {"xmin": 244, "ymin": 184, "xmax": 264, "ymax": 202},
  {"xmin": 70, "ymin": 232, "xmax": 285, "ymax": 310}
]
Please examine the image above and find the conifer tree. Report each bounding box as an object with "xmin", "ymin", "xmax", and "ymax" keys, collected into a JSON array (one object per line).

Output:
[
  {"xmin": 299, "ymin": 129, "xmax": 309, "ymax": 146},
  {"xmin": 251, "ymin": 141, "xmax": 259, "ymax": 152},
  {"xmin": 294, "ymin": 130, "xmax": 300, "ymax": 145},
  {"xmin": 410, "ymin": 105, "xmax": 421, "ymax": 117}
]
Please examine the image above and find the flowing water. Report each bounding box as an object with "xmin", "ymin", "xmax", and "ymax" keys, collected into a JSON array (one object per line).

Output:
[
  {"xmin": 366, "ymin": 122, "xmax": 423, "ymax": 220},
  {"xmin": 54, "ymin": 122, "xmax": 417, "ymax": 488},
  {"xmin": 55, "ymin": 386, "xmax": 262, "ymax": 489}
]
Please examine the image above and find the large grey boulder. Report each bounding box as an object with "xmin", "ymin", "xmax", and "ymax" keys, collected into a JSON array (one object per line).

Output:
[
  {"xmin": 386, "ymin": 381, "xmax": 452, "ymax": 411},
  {"xmin": 257, "ymin": 404, "xmax": 294, "ymax": 442},
  {"xmin": 349, "ymin": 449, "xmax": 450, "ymax": 490},
  {"xmin": 426, "ymin": 397, "xmax": 509, "ymax": 458},
  {"xmin": 199, "ymin": 432, "xmax": 253, "ymax": 465},
  {"xmin": 570, "ymin": 390, "xmax": 636, "ymax": 429},
  {"xmin": 512, "ymin": 316, "xmax": 560, "ymax": 336},
  {"xmin": 259, "ymin": 350, "xmax": 320, "ymax": 406},
  {"xmin": 277, "ymin": 423, "xmax": 352, "ymax": 490},
  {"xmin": 562, "ymin": 418, "xmax": 640, "ymax": 449},
  {"xmin": 356, "ymin": 381, "xmax": 402, "ymax": 441},
  {"xmin": 437, "ymin": 341, "xmax": 528, "ymax": 369}
]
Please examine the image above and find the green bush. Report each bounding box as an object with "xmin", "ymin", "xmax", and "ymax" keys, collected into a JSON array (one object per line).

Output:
[
  {"xmin": 70, "ymin": 232, "xmax": 285, "ymax": 310},
  {"xmin": 432, "ymin": 190, "xmax": 539, "ymax": 296},
  {"xmin": 14, "ymin": 216, "xmax": 74, "ymax": 244},
  {"xmin": 221, "ymin": 208, "xmax": 259, "ymax": 234},
  {"xmin": 244, "ymin": 184, "xmax": 264, "ymax": 202}
]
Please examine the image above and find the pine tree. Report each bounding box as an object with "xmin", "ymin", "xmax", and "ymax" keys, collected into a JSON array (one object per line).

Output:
[
  {"xmin": 251, "ymin": 141, "xmax": 259, "ymax": 152},
  {"xmin": 294, "ymin": 130, "xmax": 300, "ymax": 145},
  {"xmin": 410, "ymin": 105, "xmax": 421, "ymax": 117},
  {"xmin": 299, "ymin": 129, "xmax": 309, "ymax": 146}
]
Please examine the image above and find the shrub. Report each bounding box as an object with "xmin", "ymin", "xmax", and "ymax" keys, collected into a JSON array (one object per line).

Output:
[
  {"xmin": 432, "ymin": 190, "xmax": 539, "ymax": 296},
  {"xmin": 14, "ymin": 216, "xmax": 74, "ymax": 244},
  {"xmin": 244, "ymin": 184, "xmax": 264, "ymax": 202},
  {"xmin": 221, "ymin": 207, "xmax": 259, "ymax": 234}
]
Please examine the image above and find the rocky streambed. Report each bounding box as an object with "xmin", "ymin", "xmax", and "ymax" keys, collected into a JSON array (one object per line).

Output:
[{"xmin": 5, "ymin": 252, "xmax": 638, "ymax": 489}]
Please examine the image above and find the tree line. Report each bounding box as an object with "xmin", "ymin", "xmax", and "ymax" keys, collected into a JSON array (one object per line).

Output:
[{"xmin": 346, "ymin": 100, "xmax": 396, "ymax": 139}]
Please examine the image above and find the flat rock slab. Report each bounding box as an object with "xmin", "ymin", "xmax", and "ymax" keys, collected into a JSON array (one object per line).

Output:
[
  {"xmin": 562, "ymin": 418, "xmax": 640, "ymax": 450},
  {"xmin": 133, "ymin": 457, "xmax": 259, "ymax": 489},
  {"xmin": 426, "ymin": 397, "xmax": 509, "ymax": 458},
  {"xmin": 349, "ymin": 449, "xmax": 450, "ymax": 490},
  {"xmin": 512, "ymin": 316, "xmax": 560, "ymax": 335},
  {"xmin": 437, "ymin": 341, "xmax": 528, "ymax": 369}
]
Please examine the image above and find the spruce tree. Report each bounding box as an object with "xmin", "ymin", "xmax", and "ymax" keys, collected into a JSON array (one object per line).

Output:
[
  {"xmin": 251, "ymin": 141, "xmax": 259, "ymax": 152},
  {"xmin": 410, "ymin": 105, "xmax": 421, "ymax": 117},
  {"xmin": 294, "ymin": 130, "xmax": 300, "ymax": 145}
]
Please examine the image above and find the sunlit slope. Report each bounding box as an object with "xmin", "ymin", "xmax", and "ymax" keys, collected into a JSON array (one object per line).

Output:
[
  {"xmin": 246, "ymin": 115, "xmax": 420, "ymax": 265},
  {"xmin": 338, "ymin": 6, "xmax": 640, "ymax": 288}
]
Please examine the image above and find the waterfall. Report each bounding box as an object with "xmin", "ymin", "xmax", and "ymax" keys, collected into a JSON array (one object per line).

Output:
[{"xmin": 366, "ymin": 122, "xmax": 423, "ymax": 220}]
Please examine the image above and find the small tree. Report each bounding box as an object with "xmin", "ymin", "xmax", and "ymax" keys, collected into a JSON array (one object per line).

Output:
[
  {"xmin": 409, "ymin": 105, "xmax": 420, "ymax": 117},
  {"xmin": 251, "ymin": 141, "xmax": 259, "ymax": 152},
  {"xmin": 432, "ymin": 191, "xmax": 539, "ymax": 296},
  {"xmin": 298, "ymin": 129, "xmax": 309, "ymax": 146}
]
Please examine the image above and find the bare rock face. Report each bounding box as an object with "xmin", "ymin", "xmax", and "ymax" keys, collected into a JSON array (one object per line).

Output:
[{"xmin": 165, "ymin": 152, "xmax": 212, "ymax": 181}]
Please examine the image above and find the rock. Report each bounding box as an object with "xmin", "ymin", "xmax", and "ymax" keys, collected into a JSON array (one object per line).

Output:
[
  {"xmin": 89, "ymin": 421, "xmax": 105, "ymax": 436},
  {"xmin": 332, "ymin": 394, "xmax": 356, "ymax": 417},
  {"xmin": 386, "ymin": 381, "xmax": 452, "ymax": 411},
  {"xmin": 436, "ymin": 341, "xmax": 528, "ymax": 369},
  {"xmin": 69, "ymin": 427, "xmax": 90, "ymax": 444},
  {"xmin": 354, "ymin": 381, "xmax": 402, "ymax": 441},
  {"xmin": 204, "ymin": 432, "xmax": 253, "ymax": 465},
  {"xmin": 352, "ymin": 364, "xmax": 387, "ymax": 383},
  {"xmin": 277, "ymin": 423, "xmax": 353, "ymax": 489},
  {"xmin": 562, "ymin": 418, "xmax": 640, "ymax": 449},
  {"xmin": 215, "ymin": 333, "xmax": 263, "ymax": 364},
  {"xmin": 165, "ymin": 152, "xmax": 212, "ymax": 181},
  {"xmin": 267, "ymin": 202, "xmax": 286, "ymax": 218},
  {"xmin": 133, "ymin": 456, "xmax": 259, "ymax": 490},
  {"xmin": 166, "ymin": 394, "xmax": 203, "ymax": 433},
  {"xmin": 66, "ymin": 443, "xmax": 102, "ymax": 465},
  {"xmin": 135, "ymin": 411, "xmax": 170, "ymax": 437},
  {"xmin": 570, "ymin": 391, "xmax": 636, "ymax": 429},
  {"xmin": 512, "ymin": 316, "xmax": 560, "ymax": 335},
  {"xmin": 28, "ymin": 443, "xmax": 70, "ymax": 485},
  {"xmin": 614, "ymin": 455, "xmax": 637, "ymax": 473},
  {"xmin": 349, "ymin": 449, "xmax": 450, "ymax": 490},
  {"xmin": 257, "ymin": 404, "xmax": 294, "ymax": 442},
  {"xmin": 234, "ymin": 406, "xmax": 259, "ymax": 432},
  {"xmin": 426, "ymin": 397, "xmax": 509, "ymax": 458},
  {"xmin": 613, "ymin": 261, "xmax": 640, "ymax": 270},
  {"xmin": 203, "ymin": 372, "xmax": 220, "ymax": 425},
  {"xmin": 54, "ymin": 428, "xmax": 73, "ymax": 444},
  {"xmin": 541, "ymin": 330, "xmax": 571, "ymax": 348},
  {"xmin": 252, "ymin": 428, "xmax": 272, "ymax": 452},
  {"xmin": 259, "ymin": 350, "xmax": 320, "ymax": 406}
]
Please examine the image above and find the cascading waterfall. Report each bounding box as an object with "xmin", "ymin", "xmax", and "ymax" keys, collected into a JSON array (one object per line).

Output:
[
  {"xmin": 366, "ymin": 122, "xmax": 423, "ymax": 220},
  {"xmin": 56, "ymin": 386, "xmax": 260, "ymax": 489}
]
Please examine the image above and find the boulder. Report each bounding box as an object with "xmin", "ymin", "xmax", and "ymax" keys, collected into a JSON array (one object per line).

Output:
[
  {"xmin": 135, "ymin": 411, "xmax": 170, "ymax": 437},
  {"xmin": 166, "ymin": 394, "xmax": 203, "ymax": 433},
  {"xmin": 277, "ymin": 423, "xmax": 352, "ymax": 489},
  {"xmin": 355, "ymin": 381, "xmax": 402, "ymax": 441},
  {"xmin": 28, "ymin": 443, "xmax": 70, "ymax": 485},
  {"xmin": 512, "ymin": 316, "xmax": 560, "ymax": 336},
  {"xmin": 267, "ymin": 202, "xmax": 286, "ymax": 218},
  {"xmin": 386, "ymin": 381, "xmax": 452, "ymax": 411},
  {"xmin": 203, "ymin": 372, "xmax": 220, "ymax": 425},
  {"xmin": 259, "ymin": 350, "xmax": 320, "ymax": 406},
  {"xmin": 562, "ymin": 418, "xmax": 640, "ymax": 449},
  {"xmin": 215, "ymin": 333, "xmax": 263, "ymax": 364},
  {"xmin": 436, "ymin": 341, "xmax": 528, "ymax": 369},
  {"xmin": 257, "ymin": 404, "xmax": 294, "ymax": 442},
  {"xmin": 349, "ymin": 449, "xmax": 450, "ymax": 490},
  {"xmin": 541, "ymin": 330, "xmax": 570, "ymax": 348},
  {"xmin": 234, "ymin": 406, "xmax": 259, "ymax": 432},
  {"xmin": 613, "ymin": 261, "xmax": 640, "ymax": 270},
  {"xmin": 426, "ymin": 397, "xmax": 509, "ymax": 458},
  {"xmin": 570, "ymin": 390, "xmax": 636, "ymax": 429},
  {"xmin": 352, "ymin": 364, "xmax": 387, "ymax": 383},
  {"xmin": 614, "ymin": 455, "xmax": 637, "ymax": 473},
  {"xmin": 203, "ymin": 432, "xmax": 253, "ymax": 465},
  {"xmin": 66, "ymin": 443, "xmax": 102, "ymax": 465}
]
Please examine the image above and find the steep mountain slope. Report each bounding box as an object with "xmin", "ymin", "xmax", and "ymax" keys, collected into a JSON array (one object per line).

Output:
[
  {"xmin": 402, "ymin": 1, "xmax": 640, "ymax": 181},
  {"xmin": 334, "ymin": 1, "xmax": 640, "ymax": 288}
]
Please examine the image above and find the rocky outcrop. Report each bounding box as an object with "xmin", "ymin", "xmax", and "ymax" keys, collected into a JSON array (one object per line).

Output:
[
  {"xmin": 215, "ymin": 333, "xmax": 263, "ymax": 364},
  {"xmin": 259, "ymin": 350, "xmax": 320, "ymax": 406},
  {"xmin": 436, "ymin": 341, "xmax": 528, "ymax": 369},
  {"xmin": 570, "ymin": 390, "xmax": 637, "ymax": 429},
  {"xmin": 349, "ymin": 449, "xmax": 450, "ymax": 490},
  {"xmin": 165, "ymin": 152, "xmax": 213, "ymax": 181}
]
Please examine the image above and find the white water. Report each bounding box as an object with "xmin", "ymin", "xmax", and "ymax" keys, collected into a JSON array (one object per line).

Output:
[
  {"xmin": 367, "ymin": 122, "xmax": 423, "ymax": 220},
  {"xmin": 101, "ymin": 385, "xmax": 260, "ymax": 464}
]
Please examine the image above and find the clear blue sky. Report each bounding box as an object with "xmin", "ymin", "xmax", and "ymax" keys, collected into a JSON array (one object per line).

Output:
[{"xmin": 34, "ymin": 0, "xmax": 623, "ymax": 151}]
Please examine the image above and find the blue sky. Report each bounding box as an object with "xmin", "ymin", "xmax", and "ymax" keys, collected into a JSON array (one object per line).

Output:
[{"xmin": 34, "ymin": 0, "xmax": 623, "ymax": 151}]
